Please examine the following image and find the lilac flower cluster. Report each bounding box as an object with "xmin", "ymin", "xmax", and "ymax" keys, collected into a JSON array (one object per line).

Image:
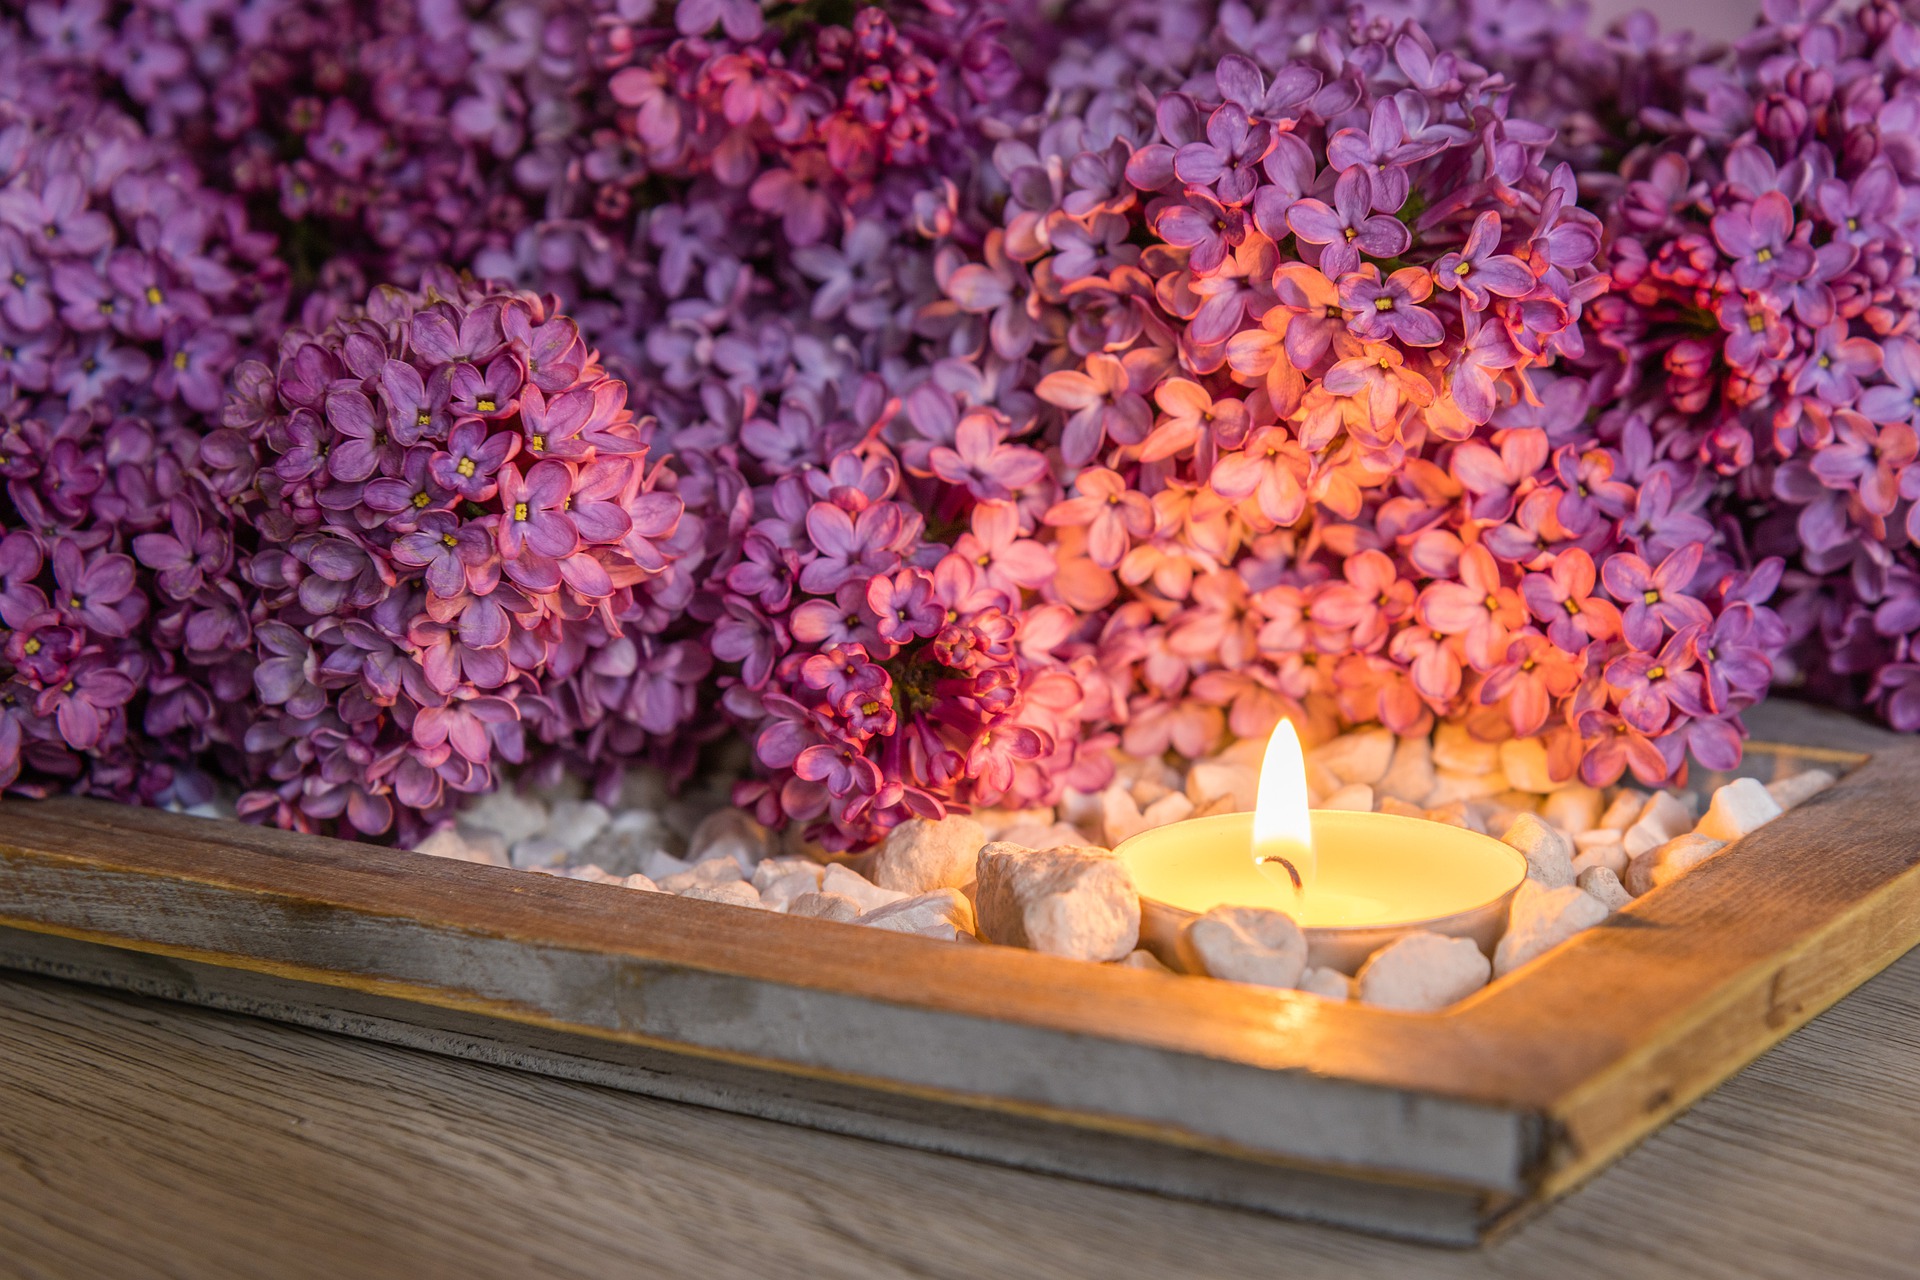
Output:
[
  {"xmin": 1562, "ymin": 0, "xmax": 1920, "ymax": 734},
  {"xmin": 11, "ymin": 0, "xmax": 602, "ymax": 303},
  {"xmin": 207, "ymin": 271, "xmax": 697, "ymax": 837},
  {"xmin": 902, "ymin": 2, "xmax": 1787, "ymax": 790},
  {"xmin": 0, "ymin": 72, "xmax": 283, "ymax": 802},
  {"xmin": 8, "ymin": 0, "xmax": 1920, "ymax": 846}
]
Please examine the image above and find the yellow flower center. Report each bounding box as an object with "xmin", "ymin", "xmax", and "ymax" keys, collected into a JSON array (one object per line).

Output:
[
  {"xmin": 1756, "ymin": 247, "xmax": 1773, "ymax": 263},
  {"xmin": 530, "ymin": 434, "xmax": 546, "ymax": 452},
  {"xmin": 145, "ymin": 286, "xmax": 163, "ymax": 304},
  {"xmin": 411, "ymin": 491, "xmax": 430, "ymax": 508},
  {"xmin": 1748, "ymin": 315, "xmax": 1765, "ymax": 333},
  {"xmin": 416, "ymin": 410, "xmax": 432, "ymax": 427},
  {"xmin": 1373, "ymin": 297, "xmax": 1394, "ymax": 311},
  {"xmin": 23, "ymin": 638, "xmax": 39, "ymax": 655},
  {"xmin": 476, "ymin": 398, "xmax": 496, "ymax": 413},
  {"xmin": 456, "ymin": 458, "xmax": 475, "ymax": 477},
  {"xmin": 1453, "ymin": 261, "xmax": 1472, "ymax": 276},
  {"xmin": 172, "ymin": 351, "xmax": 188, "ymax": 369},
  {"xmin": 1643, "ymin": 589, "xmax": 1659, "ymax": 604},
  {"xmin": 513, "ymin": 502, "xmax": 529, "ymax": 521},
  {"xmin": 1648, "ymin": 665, "xmax": 1666, "ymax": 680}
]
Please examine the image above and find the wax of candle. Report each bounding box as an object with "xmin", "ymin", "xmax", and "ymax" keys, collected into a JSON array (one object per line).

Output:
[{"xmin": 1119, "ymin": 810, "xmax": 1524, "ymax": 929}]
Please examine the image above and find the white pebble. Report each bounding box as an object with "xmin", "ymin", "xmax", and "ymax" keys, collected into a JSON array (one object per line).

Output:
[
  {"xmin": 1494, "ymin": 880, "xmax": 1608, "ymax": 976},
  {"xmin": 659, "ymin": 856, "xmax": 746, "ymax": 894},
  {"xmin": 751, "ymin": 857, "xmax": 824, "ymax": 893},
  {"xmin": 1577, "ymin": 865, "xmax": 1633, "ymax": 912},
  {"xmin": 508, "ymin": 834, "xmax": 570, "ymax": 871},
  {"xmin": 1645, "ymin": 831, "xmax": 1729, "ymax": 891},
  {"xmin": 1424, "ymin": 767, "xmax": 1506, "ymax": 807},
  {"xmin": 1424, "ymin": 802, "xmax": 1485, "ymax": 832},
  {"xmin": 1431, "ymin": 722, "xmax": 1499, "ymax": 774},
  {"xmin": 1177, "ymin": 906, "xmax": 1308, "ymax": 990},
  {"xmin": 639, "ymin": 849, "xmax": 693, "ymax": 883},
  {"xmin": 1304, "ymin": 758, "xmax": 1344, "ymax": 804},
  {"xmin": 412, "ymin": 823, "xmax": 509, "ymax": 867},
  {"xmin": 622, "ymin": 872, "xmax": 664, "ymax": 893},
  {"xmin": 821, "ymin": 862, "xmax": 909, "ymax": 914},
  {"xmin": 1319, "ymin": 783, "xmax": 1375, "ymax": 813},
  {"xmin": 1185, "ymin": 759, "xmax": 1258, "ymax": 812},
  {"xmin": 1356, "ymin": 932, "xmax": 1491, "ymax": 1012},
  {"xmin": 1380, "ymin": 796, "xmax": 1426, "ymax": 819},
  {"xmin": 1058, "ymin": 787, "xmax": 1104, "ymax": 831},
  {"xmin": 757, "ymin": 869, "xmax": 824, "ymax": 912},
  {"xmin": 1599, "ymin": 789, "xmax": 1646, "ymax": 831},
  {"xmin": 687, "ymin": 807, "xmax": 772, "ymax": 868},
  {"xmin": 1101, "ymin": 785, "xmax": 1148, "ymax": 847},
  {"xmin": 465, "ymin": 789, "xmax": 550, "ymax": 847},
  {"xmin": 1624, "ymin": 791, "xmax": 1693, "ymax": 857},
  {"xmin": 1376, "ymin": 735, "xmax": 1437, "ymax": 805},
  {"xmin": 975, "ymin": 843, "xmax": 1139, "ymax": 962},
  {"xmin": 858, "ymin": 888, "xmax": 976, "ymax": 941},
  {"xmin": 1140, "ymin": 790, "xmax": 1196, "ymax": 829},
  {"xmin": 1695, "ymin": 777, "xmax": 1784, "ymax": 843},
  {"xmin": 1130, "ymin": 775, "xmax": 1174, "ymax": 808},
  {"xmin": 1570, "ymin": 837, "xmax": 1628, "ymax": 879},
  {"xmin": 1501, "ymin": 813, "xmax": 1575, "ymax": 888},
  {"xmin": 1766, "ymin": 769, "xmax": 1837, "ymax": 810},
  {"xmin": 1542, "ymin": 785, "xmax": 1603, "ymax": 836},
  {"xmin": 974, "ymin": 806, "xmax": 1056, "ymax": 839},
  {"xmin": 1499, "ymin": 738, "xmax": 1559, "ymax": 793},
  {"xmin": 788, "ymin": 891, "xmax": 863, "ymax": 923},
  {"xmin": 869, "ymin": 815, "xmax": 988, "ymax": 894},
  {"xmin": 580, "ymin": 810, "xmax": 676, "ymax": 874},
  {"xmin": 679, "ymin": 880, "xmax": 767, "ymax": 911},
  {"xmin": 545, "ymin": 799, "xmax": 611, "ymax": 854},
  {"xmin": 1296, "ymin": 966, "xmax": 1353, "ymax": 1001},
  {"xmin": 1310, "ymin": 727, "xmax": 1395, "ymax": 786},
  {"xmin": 1121, "ymin": 949, "xmax": 1173, "ymax": 974},
  {"xmin": 994, "ymin": 821, "xmax": 1088, "ymax": 852}
]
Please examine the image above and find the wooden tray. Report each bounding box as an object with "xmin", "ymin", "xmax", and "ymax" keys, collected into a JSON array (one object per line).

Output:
[{"xmin": 0, "ymin": 701, "xmax": 1914, "ymax": 1245}]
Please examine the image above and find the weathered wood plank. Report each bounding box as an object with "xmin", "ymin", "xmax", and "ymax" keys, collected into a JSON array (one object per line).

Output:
[
  {"xmin": 0, "ymin": 699, "xmax": 1914, "ymax": 1242},
  {"xmin": 1, "ymin": 957, "xmax": 1917, "ymax": 1279}
]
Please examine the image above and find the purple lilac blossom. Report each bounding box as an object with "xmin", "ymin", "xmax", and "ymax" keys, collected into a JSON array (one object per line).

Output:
[
  {"xmin": 0, "ymin": 67, "xmax": 283, "ymax": 806},
  {"xmin": 206, "ymin": 272, "xmax": 698, "ymax": 840}
]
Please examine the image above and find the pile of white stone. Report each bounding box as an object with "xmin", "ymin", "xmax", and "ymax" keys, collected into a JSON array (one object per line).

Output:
[{"xmin": 410, "ymin": 723, "xmax": 1839, "ymax": 1013}]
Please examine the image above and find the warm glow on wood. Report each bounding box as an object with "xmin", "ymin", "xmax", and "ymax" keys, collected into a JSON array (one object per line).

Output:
[{"xmin": 1251, "ymin": 719, "xmax": 1316, "ymax": 894}]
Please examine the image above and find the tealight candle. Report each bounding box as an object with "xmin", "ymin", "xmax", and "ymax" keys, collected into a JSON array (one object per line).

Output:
[{"xmin": 1117, "ymin": 722, "xmax": 1526, "ymax": 973}]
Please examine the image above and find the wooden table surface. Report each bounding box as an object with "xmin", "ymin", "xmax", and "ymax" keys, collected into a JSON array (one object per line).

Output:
[{"xmin": 1, "ymin": 952, "xmax": 1917, "ymax": 1280}]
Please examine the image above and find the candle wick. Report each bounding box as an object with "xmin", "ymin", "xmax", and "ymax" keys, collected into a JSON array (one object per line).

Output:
[{"xmin": 1258, "ymin": 855, "xmax": 1304, "ymax": 893}]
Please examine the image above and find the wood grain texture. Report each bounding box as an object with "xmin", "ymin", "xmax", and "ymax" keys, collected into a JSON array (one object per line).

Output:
[
  {"xmin": 1, "ymin": 958, "xmax": 1918, "ymax": 1280},
  {"xmin": 0, "ymin": 700, "xmax": 1915, "ymax": 1241}
]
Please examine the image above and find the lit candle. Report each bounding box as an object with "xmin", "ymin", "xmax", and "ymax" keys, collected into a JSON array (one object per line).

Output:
[{"xmin": 1116, "ymin": 719, "xmax": 1527, "ymax": 972}]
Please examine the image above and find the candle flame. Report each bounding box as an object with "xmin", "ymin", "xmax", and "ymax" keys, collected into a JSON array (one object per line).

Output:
[{"xmin": 1251, "ymin": 719, "xmax": 1316, "ymax": 896}]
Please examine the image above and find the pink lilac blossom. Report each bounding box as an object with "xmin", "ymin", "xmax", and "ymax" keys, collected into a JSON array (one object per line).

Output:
[{"xmin": 906, "ymin": 0, "xmax": 1784, "ymax": 794}]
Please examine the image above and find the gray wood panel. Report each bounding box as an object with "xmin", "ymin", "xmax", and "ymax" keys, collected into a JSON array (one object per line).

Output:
[{"xmin": 2, "ymin": 955, "xmax": 1918, "ymax": 1280}]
